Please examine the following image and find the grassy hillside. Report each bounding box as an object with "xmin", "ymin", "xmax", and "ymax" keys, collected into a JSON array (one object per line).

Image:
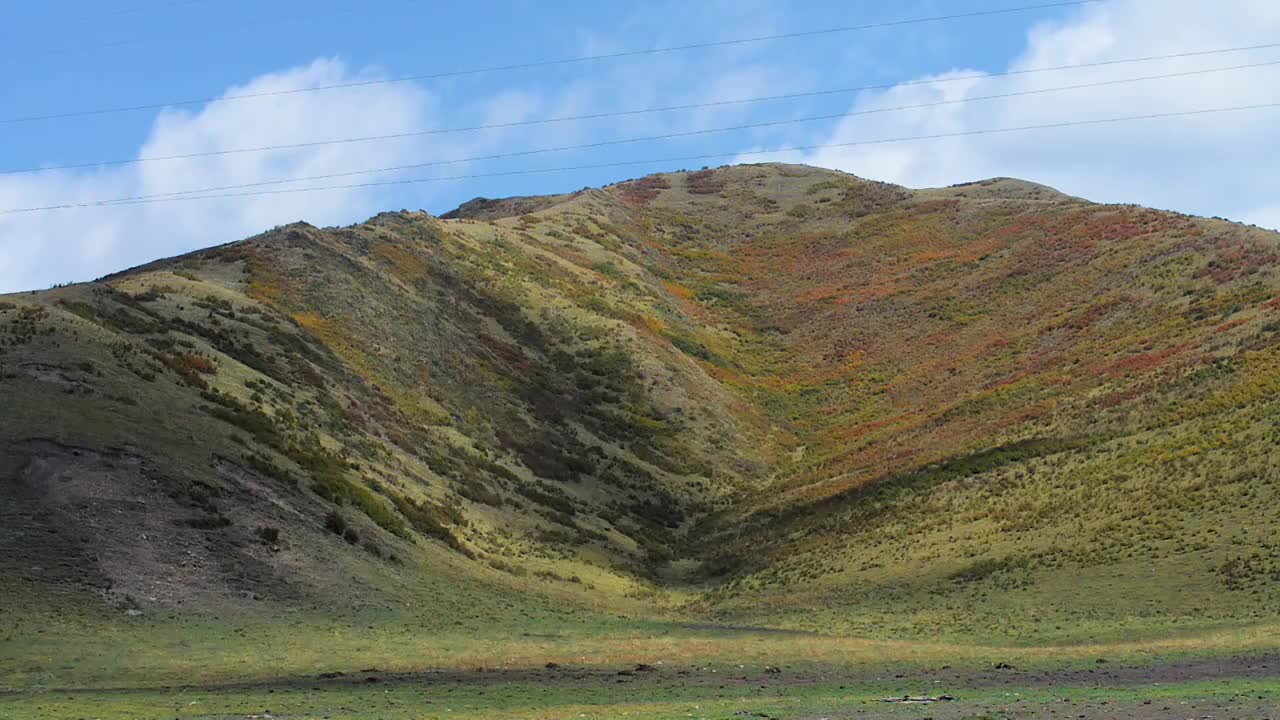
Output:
[{"xmin": 3, "ymin": 163, "xmax": 1279, "ymax": 699}]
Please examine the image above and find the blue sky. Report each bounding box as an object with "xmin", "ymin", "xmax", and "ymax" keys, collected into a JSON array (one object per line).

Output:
[{"xmin": 2, "ymin": 0, "xmax": 1278, "ymax": 291}]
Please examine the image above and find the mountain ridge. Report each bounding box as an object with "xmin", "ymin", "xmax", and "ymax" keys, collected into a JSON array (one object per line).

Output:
[{"xmin": 3, "ymin": 163, "xmax": 1279, "ymax": 646}]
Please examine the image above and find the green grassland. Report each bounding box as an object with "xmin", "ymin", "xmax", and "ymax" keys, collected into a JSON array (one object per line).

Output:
[
  {"xmin": 6, "ymin": 676, "xmax": 1279, "ymax": 720},
  {"xmin": 2, "ymin": 164, "xmax": 1279, "ymax": 716}
]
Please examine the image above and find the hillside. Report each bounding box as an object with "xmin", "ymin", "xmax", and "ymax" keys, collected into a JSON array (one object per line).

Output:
[{"xmin": 3, "ymin": 162, "xmax": 1280, "ymax": 670}]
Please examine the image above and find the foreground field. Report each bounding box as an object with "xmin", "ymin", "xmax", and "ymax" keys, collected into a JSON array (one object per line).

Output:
[
  {"xmin": 3, "ymin": 596, "xmax": 1279, "ymax": 718},
  {"xmin": 4, "ymin": 646, "xmax": 1278, "ymax": 719}
]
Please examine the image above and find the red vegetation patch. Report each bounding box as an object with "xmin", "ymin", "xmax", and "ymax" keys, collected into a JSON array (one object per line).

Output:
[
  {"xmin": 1053, "ymin": 298, "xmax": 1125, "ymax": 332},
  {"xmin": 158, "ymin": 352, "xmax": 216, "ymax": 389},
  {"xmin": 1097, "ymin": 388, "xmax": 1142, "ymax": 409},
  {"xmin": 835, "ymin": 413, "xmax": 911, "ymax": 442},
  {"xmin": 1107, "ymin": 342, "xmax": 1193, "ymax": 377},
  {"xmin": 686, "ymin": 170, "xmax": 725, "ymax": 195},
  {"xmin": 616, "ymin": 176, "xmax": 670, "ymax": 206},
  {"xmin": 178, "ymin": 353, "xmax": 217, "ymax": 374},
  {"xmin": 1193, "ymin": 243, "xmax": 1280, "ymax": 283},
  {"xmin": 1215, "ymin": 317, "xmax": 1251, "ymax": 333}
]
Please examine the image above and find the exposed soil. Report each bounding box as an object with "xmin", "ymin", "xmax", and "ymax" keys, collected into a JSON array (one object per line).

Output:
[{"xmin": 6, "ymin": 440, "xmax": 306, "ymax": 609}]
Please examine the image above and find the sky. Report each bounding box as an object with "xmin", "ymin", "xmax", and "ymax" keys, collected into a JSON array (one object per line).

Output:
[{"xmin": 1, "ymin": 0, "xmax": 1278, "ymax": 292}]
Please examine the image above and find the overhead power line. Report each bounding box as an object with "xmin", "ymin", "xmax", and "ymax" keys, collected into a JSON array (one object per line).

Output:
[
  {"xmin": 43, "ymin": 60, "xmax": 1280, "ymax": 206},
  {"xmin": 6, "ymin": 40, "xmax": 1275, "ymax": 177},
  {"xmin": 4, "ymin": 101, "xmax": 1276, "ymax": 215},
  {"xmin": 0, "ymin": 0, "xmax": 1100, "ymax": 125},
  {"xmin": 7, "ymin": 0, "xmax": 422, "ymax": 60},
  {"xmin": 57, "ymin": 0, "xmax": 211, "ymax": 25}
]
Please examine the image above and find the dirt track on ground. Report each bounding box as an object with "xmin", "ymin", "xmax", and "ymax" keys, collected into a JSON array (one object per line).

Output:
[{"xmin": 19, "ymin": 652, "xmax": 1279, "ymax": 719}]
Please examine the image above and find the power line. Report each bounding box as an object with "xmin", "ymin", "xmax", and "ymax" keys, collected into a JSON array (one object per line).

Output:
[
  {"xmin": 5, "ymin": 0, "xmax": 423, "ymax": 60},
  {"xmin": 7, "ymin": 39, "xmax": 1275, "ymax": 176},
  {"xmin": 44, "ymin": 0, "xmax": 211, "ymax": 25},
  {"xmin": 5, "ymin": 101, "xmax": 1275, "ymax": 215},
  {"xmin": 0, "ymin": 0, "xmax": 1101, "ymax": 124},
  {"xmin": 53, "ymin": 60, "xmax": 1280, "ymax": 205}
]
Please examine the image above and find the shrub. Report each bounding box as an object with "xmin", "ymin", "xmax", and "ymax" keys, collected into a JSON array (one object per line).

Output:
[
  {"xmin": 514, "ymin": 481, "xmax": 577, "ymax": 516},
  {"xmin": 591, "ymin": 262, "xmax": 623, "ymax": 279},
  {"xmin": 179, "ymin": 353, "xmax": 217, "ymax": 374},
  {"xmin": 180, "ymin": 514, "xmax": 232, "ymax": 530},
  {"xmin": 255, "ymin": 526, "xmax": 280, "ymax": 544},
  {"xmin": 487, "ymin": 557, "xmax": 528, "ymax": 576},
  {"xmin": 206, "ymin": 403, "xmax": 280, "ymax": 446},
  {"xmin": 300, "ymin": 450, "xmax": 406, "ymax": 536},
  {"xmin": 342, "ymin": 528, "xmax": 360, "ymax": 545},
  {"xmin": 458, "ymin": 478, "xmax": 504, "ymax": 507},
  {"xmin": 949, "ymin": 556, "xmax": 1026, "ymax": 583},
  {"xmin": 389, "ymin": 494, "xmax": 456, "ymax": 544},
  {"xmin": 243, "ymin": 453, "xmax": 297, "ymax": 488},
  {"xmin": 616, "ymin": 175, "xmax": 670, "ymax": 205},
  {"xmin": 323, "ymin": 510, "xmax": 347, "ymax": 536},
  {"xmin": 134, "ymin": 285, "xmax": 173, "ymax": 302},
  {"xmin": 686, "ymin": 169, "xmax": 724, "ymax": 195}
]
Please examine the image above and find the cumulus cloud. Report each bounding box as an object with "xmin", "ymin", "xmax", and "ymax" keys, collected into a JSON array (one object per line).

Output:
[
  {"xmin": 0, "ymin": 58, "xmax": 442, "ymax": 293},
  {"xmin": 778, "ymin": 0, "xmax": 1280, "ymax": 222},
  {"xmin": 0, "ymin": 6, "xmax": 805, "ymax": 294}
]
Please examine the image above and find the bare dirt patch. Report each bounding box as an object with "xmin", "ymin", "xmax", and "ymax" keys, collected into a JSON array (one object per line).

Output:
[
  {"xmin": 15, "ymin": 363, "xmax": 90, "ymax": 393},
  {"xmin": 17, "ymin": 441, "xmax": 233, "ymax": 607},
  {"xmin": 11, "ymin": 441, "xmax": 306, "ymax": 609}
]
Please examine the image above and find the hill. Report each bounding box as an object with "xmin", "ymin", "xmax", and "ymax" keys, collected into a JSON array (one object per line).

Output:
[{"xmin": 3, "ymin": 163, "xmax": 1280, "ymax": 693}]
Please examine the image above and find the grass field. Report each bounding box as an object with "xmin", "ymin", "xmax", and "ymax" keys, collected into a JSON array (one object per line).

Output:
[
  {"xmin": 4, "ymin": 589, "xmax": 1279, "ymax": 718},
  {"xmin": 4, "ymin": 627, "xmax": 1279, "ymax": 719}
]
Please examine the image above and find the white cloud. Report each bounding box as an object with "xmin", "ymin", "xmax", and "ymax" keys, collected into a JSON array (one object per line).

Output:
[
  {"xmin": 0, "ymin": 2, "xmax": 807, "ymax": 295},
  {"xmin": 9, "ymin": 0, "xmax": 1275, "ymax": 294},
  {"xmin": 0, "ymin": 58, "xmax": 442, "ymax": 293},
  {"xmin": 777, "ymin": 0, "xmax": 1280, "ymax": 222}
]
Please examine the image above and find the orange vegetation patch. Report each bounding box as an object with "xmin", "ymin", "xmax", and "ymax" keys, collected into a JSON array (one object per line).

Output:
[
  {"xmin": 833, "ymin": 412, "xmax": 912, "ymax": 442},
  {"xmin": 369, "ymin": 241, "xmax": 430, "ymax": 282},
  {"xmin": 244, "ymin": 250, "xmax": 291, "ymax": 306},
  {"xmin": 842, "ymin": 350, "xmax": 867, "ymax": 372},
  {"xmin": 1107, "ymin": 341, "xmax": 1194, "ymax": 377},
  {"xmin": 856, "ymin": 279, "xmax": 903, "ymax": 302},
  {"xmin": 705, "ymin": 363, "xmax": 754, "ymax": 388},
  {"xmin": 293, "ymin": 311, "xmax": 376, "ymax": 385},
  {"xmin": 1215, "ymin": 316, "xmax": 1251, "ymax": 333},
  {"xmin": 908, "ymin": 249, "xmax": 955, "ymax": 264},
  {"xmin": 661, "ymin": 280, "xmax": 715, "ymax": 321},
  {"xmin": 662, "ymin": 281, "xmax": 694, "ymax": 301},
  {"xmin": 796, "ymin": 283, "xmax": 855, "ymax": 305},
  {"xmin": 632, "ymin": 313, "xmax": 666, "ymax": 336}
]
